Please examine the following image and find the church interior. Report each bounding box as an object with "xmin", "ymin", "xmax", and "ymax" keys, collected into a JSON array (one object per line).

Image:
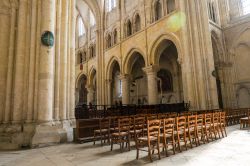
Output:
[{"xmin": 0, "ymin": 0, "xmax": 250, "ymax": 165}]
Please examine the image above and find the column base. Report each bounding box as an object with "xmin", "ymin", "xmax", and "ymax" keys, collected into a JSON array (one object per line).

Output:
[{"xmin": 0, "ymin": 120, "xmax": 75, "ymax": 150}]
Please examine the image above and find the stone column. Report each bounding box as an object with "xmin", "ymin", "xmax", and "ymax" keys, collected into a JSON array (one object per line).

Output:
[
  {"xmin": 37, "ymin": 0, "xmax": 56, "ymax": 122},
  {"xmin": 54, "ymin": 0, "xmax": 62, "ymax": 121},
  {"xmin": 143, "ymin": 66, "xmax": 159, "ymax": 105},
  {"xmin": 120, "ymin": 75, "xmax": 130, "ymax": 105},
  {"xmin": 106, "ymin": 79, "xmax": 112, "ymax": 105},
  {"xmin": 59, "ymin": 0, "xmax": 69, "ymax": 120},
  {"xmin": 3, "ymin": 1, "xmax": 17, "ymax": 123},
  {"xmin": 69, "ymin": 0, "xmax": 76, "ymax": 119},
  {"xmin": 12, "ymin": 0, "xmax": 28, "ymax": 123},
  {"xmin": 26, "ymin": 0, "xmax": 38, "ymax": 123},
  {"xmin": 87, "ymin": 86, "xmax": 94, "ymax": 104}
]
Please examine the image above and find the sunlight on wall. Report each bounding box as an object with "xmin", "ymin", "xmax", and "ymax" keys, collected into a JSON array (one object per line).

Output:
[{"xmin": 166, "ymin": 11, "xmax": 186, "ymax": 32}]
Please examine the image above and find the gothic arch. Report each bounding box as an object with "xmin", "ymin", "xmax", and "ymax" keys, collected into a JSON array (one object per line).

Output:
[
  {"xmin": 88, "ymin": 66, "xmax": 97, "ymax": 86},
  {"xmin": 76, "ymin": 72, "xmax": 88, "ymax": 89},
  {"xmin": 106, "ymin": 56, "xmax": 121, "ymax": 80},
  {"xmin": 123, "ymin": 48, "xmax": 146, "ymax": 74},
  {"xmin": 149, "ymin": 33, "xmax": 182, "ymax": 65},
  {"xmin": 77, "ymin": 0, "xmax": 101, "ymax": 29}
]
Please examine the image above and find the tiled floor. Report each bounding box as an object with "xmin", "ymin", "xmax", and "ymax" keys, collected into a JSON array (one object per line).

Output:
[{"xmin": 1, "ymin": 125, "xmax": 250, "ymax": 166}]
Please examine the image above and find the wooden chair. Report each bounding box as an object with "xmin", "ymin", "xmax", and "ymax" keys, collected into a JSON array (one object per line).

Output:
[
  {"xmin": 212, "ymin": 112, "xmax": 221, "ymax": 139},
  {"xmin": 176, "ymin": 116, "xmax": 188, "ymax": 152},
  {"xmin": 136, "ymin": 119, "xmax": 161, "ymax": 162},
  {"xmin": 204, "ymin": 113, "xmax": 213, "ymax": 143},
  {"xmin": 187, "ymin": 115, "xmax": 198, "ymax": 148},
  {"xmin": 240, "ymin": 109, "xmax": 250, "ymax": 130},
  {"xmin": 196, "ymin": 114, "xmax": 206, "ymax": 145},
  {"xmin": 130, "ymin": 116, "xmax": 145, "ymax": 141},
  {"xmin": 111, "ymin": 118, "xmax": 131, "ymax": 152},
  {"xmin": 93, "ymin": 118, "xmax": 110, "ymax": 145},
  {"xmin": 219, "ymin": 112, "xmax": 227, "ymax": 137},
  {"xmin": 161, "ymin": 118, "xmax": 176, "ymax": 156}
]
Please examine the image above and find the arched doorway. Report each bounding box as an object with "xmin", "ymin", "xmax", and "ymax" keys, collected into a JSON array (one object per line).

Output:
[
  {"xmin": 127, "ymin": 52, "xmax": 146, "ymax": 104},
  {"xmin": 211, "ymin": 35, "xmax": 224, "ymax": 109},
  {"xmin": 76, "ymin": 74, "xmax": 88, "ymax": 105},
  {"xmin": 110, "ymin": 61, "xmax": 121, "ymax": 104},
  {"xmin": 89, "ymin": 68, "xmax": 97, "ymax": 105},
  {"xmin": 156, "ymin": 40, "xmax": 183, "ymax": 104}
]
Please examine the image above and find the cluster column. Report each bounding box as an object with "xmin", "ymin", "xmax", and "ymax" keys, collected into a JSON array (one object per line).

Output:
[
  {"xmin": 120, "ymin": 75, "xmax": 130, "ymax": 105},
  {"xmin": 106, "ymin": 79, "xmax": 112, "ymax": 105},
  {"xmin": 12, "ymin": 0, "xmax": 28, "ymax": 123},
  {"xmin": 87, "ymin": 86, "xmax": 94, "ymax": 104},
  {"xmin": 37, "ymin": 0, "xmax": 56, "ymax": 122},
  {"xmin": 143, "ymin": 66, "xmax": 160, "ymax": 105}
]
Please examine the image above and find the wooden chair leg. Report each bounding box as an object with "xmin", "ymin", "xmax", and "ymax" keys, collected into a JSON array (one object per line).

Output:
[
  {"xmin": 93, "ymin": 132, "xmax": 96, "ymax": 145},
  {"xmin": 148, "ymin": 146, "xmax": 153, "ymax": 162},
  {"xmin": 157, "ymin": 142, "xmax": 161, "ymax": 160}
]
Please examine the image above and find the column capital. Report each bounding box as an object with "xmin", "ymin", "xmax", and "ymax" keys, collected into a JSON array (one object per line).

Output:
[{"xmin": 142, "ymin": 65, "xmax": 160, "ymax": 75}]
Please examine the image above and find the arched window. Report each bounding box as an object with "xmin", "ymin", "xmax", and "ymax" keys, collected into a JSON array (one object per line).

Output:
[
  {"xmin": 107, "ymin": 0, "xmax": 117, "ymax": 12},
  {"xmin": 79, "ymin": 52, "xmax": 83, "ymax": 64},
  {"xmin": 134, "ymin": 14, "xmax": 141, "ymax": 32},
  {"xmin": 83, "ymin": 51, "xmax": 87, "ymax": 62},
  {"xmin": 167, "ymin": 0, "xmax": 175, "ymax": 14},
  {"xmin": 208, "ymin": 1, "xmax": 217, "ymax": 23},
  {"xmin": 113, "ymin": 29, "xmax": 117, "ymax": 45},
  {"xmin": 90, "ymin": 12, "xmax": 96, "ymax": 27},
  {"xmin": 126, "ymin": 19, "xmax": 132, "ymax": 37},
  {"xmin": 89, "ymin": 46, "xmax": 94, "ymax": 58},
  {"xmin": 155, "ymin": 0, "xmax": 162, "ymax": 21},
  {"xmin": 78, "ymin": 17, "xmax": 85, "ymax": 36},
  {"xmin": 242, "ymin": 0, "xmax": 250, "ymax": 15},
  {"xmin": 107, "ymin": 34, "xmax": 112, "ymax": 48}
]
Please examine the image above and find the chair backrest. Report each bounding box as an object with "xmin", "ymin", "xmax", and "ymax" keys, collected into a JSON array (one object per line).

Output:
[
  {"xmin": 213, "ymin": 112, "xmax": 220, "ymax": 124},
  {"xmin": 163, "ymin": 118, "xmax": 175, "ymax": 134},
  {"xmin": 133, "ymin": 116, "xmax": 145, "ymax": 131},
  {"xmin": 99, "ymin": 118, "xmax": 110, "ymax": 130},
  {"xmin": 147, "ymin": 119, "xmax": 161, "ymax": 137},
  {"xmin": 220, "ymin": 112, "xmax": 226, "ymax": 124},
  {"xmin": 196, "ymin": 114, "xmax": 204, "ymax": 127},
  {"xmin": 187, "ymin": 115, "xmax": 196, "ymax": 129},
  {"xmin": 204, "ymin": 113, "xmax": 212, "ymax": 126},
  {"xmin": 118, "ymin": 118, "xmax": 131, "ymax": 133},
  {"xmin": 110, "ymin": 116, "xmax": 118, "ymax": 129},
  {"xmin": 177, "ymin": 116, "xmax": 186, "ymax": 131},
  {"xmin": 147, "ymin": 114, "xmax": 158, "ymax": 121}
]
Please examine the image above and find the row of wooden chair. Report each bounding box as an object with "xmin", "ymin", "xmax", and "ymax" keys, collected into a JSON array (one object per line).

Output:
[
  {"xmin": 239, "ymin": 109, "xmax": 250, "ymax": 129},
  {"xmin": 93, "ymin": 111, "xmax": 227, "ymax": 162},
  {"xmin": 225, "ymin": 108, "xmax": 249, "ymax": 126},
  {"xmin": 135, "ymin": 112, "xmax": 227, "ymax": 162}
]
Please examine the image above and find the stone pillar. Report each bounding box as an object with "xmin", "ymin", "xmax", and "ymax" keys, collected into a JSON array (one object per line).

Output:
[
  {"xmin": 120, "ymin": 75, "xmax": 130, "ymax": 105},
  {"xmin": 87, "ymin": 87, "xmax": 94, "ymax": 104},
  {"xmin": 37, "ymin": 0, "xmax": 56, "ymax": 122},
  {"xmin": 3, "ymin": 1, "xmax": 17, "ymax": 123},
  {"xmin": 106, "ymin": 79, "xmax": 112, "ymax": 105},
  {"xmin": 26, "ymin": 0, "xmax": 38, "ymax": 123},
  {"xmin": 59, "ymin": 0, "xmax": 69, "ymax": 120},
  {"xmin": 54, "ymin": 0, "xmax": 62, "ymax": 121},
  {"xmin": 143, "ymin": 66, "xmax": 159, "ymax": 105},
  {"xmin": 12, "ymin": 0, "xmax": 28, "ymax": 123},
  {"xmin": 69, "ymin": 0, "xmax": 76, "ymax": 119}
]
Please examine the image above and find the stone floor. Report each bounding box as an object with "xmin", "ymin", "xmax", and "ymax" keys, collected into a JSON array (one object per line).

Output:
[{"xmin": 0, "ymin": 125, "xmax": 250, "ymax": 166}]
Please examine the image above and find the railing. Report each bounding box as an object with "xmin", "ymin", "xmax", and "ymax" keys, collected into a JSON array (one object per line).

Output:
[{"xmin": 75, "ymin": 102, "xmax": 190, "ymax": 119}]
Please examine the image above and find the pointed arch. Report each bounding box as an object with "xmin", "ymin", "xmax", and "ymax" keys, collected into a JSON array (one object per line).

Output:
[
  {"xmin": 123, "ymin": 48, "xmax": 146, "ymax": 74},
  {"xmin": 149, "ymin": 33, "xmax": 183, "ymax": 65},
  {"xmin": 106, "ymin": 56, "xmax": 121, "ymax": 80}
]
